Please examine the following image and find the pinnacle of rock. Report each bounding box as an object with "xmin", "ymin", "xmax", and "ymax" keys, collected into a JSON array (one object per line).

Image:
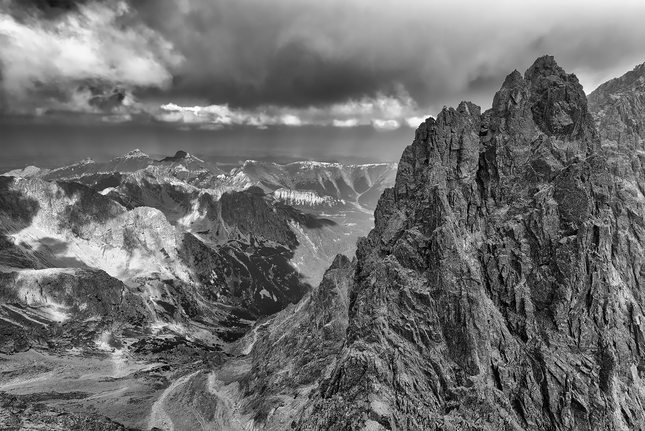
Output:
[{"xmin": 290, "ymin": 55, "xmax": 645, "ymax": 430}]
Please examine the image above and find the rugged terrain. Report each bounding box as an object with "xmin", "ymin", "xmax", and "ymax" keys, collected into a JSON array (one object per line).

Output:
[{"xmin": 188, "ymin": 56, "xmax": 645, "ymax": 430}]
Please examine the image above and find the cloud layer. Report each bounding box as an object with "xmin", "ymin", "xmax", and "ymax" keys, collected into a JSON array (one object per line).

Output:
[
  {"xmin": 157, "ymin": 87, "xmax": 433, "ymax": 130},
  {"xmin": 2, "ymin": 0, "xmax": 645, "ymax": 131},
  {"xmin": 132, "ymin": 0, "xmax": 645, "ymax": 108}
]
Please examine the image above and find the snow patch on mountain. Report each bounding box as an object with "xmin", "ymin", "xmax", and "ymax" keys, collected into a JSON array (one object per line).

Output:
[
  {"xmin": 119, "ymin": 149, "xmax": 151, "ymax": 159},
  {"xmin": 1, "ymin": 166, "xmax": 48, "ymax": 178},
  {"xmin": 273, "ymin": 188, "xmax": 343, "ymax": 207}
]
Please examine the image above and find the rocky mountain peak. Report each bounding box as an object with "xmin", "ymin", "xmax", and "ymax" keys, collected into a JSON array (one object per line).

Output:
[
  {"xmin": 524, "ymin": 54, "xmax": 566, "ymax": 79},
  {"xmin": 475, "ymin": 55, "xmax": 600, "ymax": 205},
  {"xmin": 492, "ymin": 55, "xmax": 597, "ymax": 147},
  {"xmin": 292, "ymin": 56, "xmax": 645, "ymax": 430},
  {"xmin": 161, "ymin": 150, "xmax": 189, "ymax": 162},
  {"xmin": 159, "ymin": 150, "xmax": 211, "ymax": 167},
  {"xmin": 527, "ymin": 56, "xmax": 595, "ymax": 142},
  {"xmin": 121, "ymin": 149, "xmax": 150, "ymax": 159}
]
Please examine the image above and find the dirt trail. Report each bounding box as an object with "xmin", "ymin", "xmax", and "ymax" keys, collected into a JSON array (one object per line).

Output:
[{"xmin": 147, "ymin": 370, "xmax": 201, "ymax": 431}]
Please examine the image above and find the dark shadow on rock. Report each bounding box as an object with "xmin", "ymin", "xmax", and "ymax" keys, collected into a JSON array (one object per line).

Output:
[
  {"xmin": 220, "ymin": 190, "xmax": 299, "ymax": 249},
  {"xmin": 33, "ymin": 237, "xmax": 87, "ymax": 268},
  {"xmin": 275, "ymin": 202, "xmax": 338, "ymax": 229},
  {"xmin": 56, "ymin": 181, "xmax": 123, "ymax": 237},
  {"xmin": 0, "ymin": 177, "xmax": 40, "ymax": 225},
  {"xmin": 0, "ymin": 177, "xmax": 41, "ymax": 268},
  {"xmin": 179, "ymin": 232, "xmax": 311, "ymax": 320},
  {"xmin": 160, "ymin": 150, "xmax": 188, "ymax": 162}
]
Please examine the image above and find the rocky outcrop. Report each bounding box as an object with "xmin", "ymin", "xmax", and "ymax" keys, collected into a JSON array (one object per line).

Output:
[{"xmin": 240, "ymin": 56, "xmax": 645, "ymax": 430}]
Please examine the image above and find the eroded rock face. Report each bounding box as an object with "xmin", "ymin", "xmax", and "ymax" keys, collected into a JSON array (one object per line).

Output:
[
  {"xmin": 284, "ymin": 56, "xmax": 645, "ymax": 430},
  {"xmin": 239, "ymin": 254, "xmax": 354, "ymax": 427}
]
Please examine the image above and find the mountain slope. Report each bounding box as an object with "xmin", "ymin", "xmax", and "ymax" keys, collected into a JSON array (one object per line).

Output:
[{"xmin": 0, "ymin": 177, "xmax": 310, "ymax": 346}]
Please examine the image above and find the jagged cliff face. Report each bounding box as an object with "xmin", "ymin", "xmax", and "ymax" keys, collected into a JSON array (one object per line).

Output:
[
  {"xmin": 588, "ymin": 63, "xmax": 645, "ymax": 228},
  {"xmin": 272, "ymin": 56, "xmax": 645, "ymax": 430}
]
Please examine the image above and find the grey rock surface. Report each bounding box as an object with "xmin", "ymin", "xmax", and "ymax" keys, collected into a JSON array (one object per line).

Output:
[
  {"xmin": 588, "ymin": 62, "xmax": 645, "ymax": 153},
  {"xmin": 0, "ymin": 392, "xmax": 132, "ymax": 431}
]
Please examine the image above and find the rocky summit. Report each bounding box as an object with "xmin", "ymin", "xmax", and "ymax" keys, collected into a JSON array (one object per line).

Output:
[{"xmin": 231, "ymin": 56, "xmax": 645, "ymax": 430}]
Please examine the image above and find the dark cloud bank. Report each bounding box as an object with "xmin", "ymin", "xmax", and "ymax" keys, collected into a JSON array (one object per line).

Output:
[{"xmin": 1, "ymin": 0, "xmax": 644, "ymax": 165}]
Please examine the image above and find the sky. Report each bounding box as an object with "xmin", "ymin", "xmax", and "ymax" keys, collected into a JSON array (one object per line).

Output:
[{"xmin": 1, "ymin": 0, "xmax": 645, "ymax": 170}]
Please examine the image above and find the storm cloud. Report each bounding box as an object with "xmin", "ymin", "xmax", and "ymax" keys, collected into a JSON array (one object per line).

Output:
[
  {"xmin": 0, "ymin": 0, "xmax": 181, "ymax": 114},
  {"xmin": 1, "ymin": 0, "xmax": 645, "ymax": 128},
  {"xmin": 131, "ymin": 0, "xmax": 645, "ymax": 110}
]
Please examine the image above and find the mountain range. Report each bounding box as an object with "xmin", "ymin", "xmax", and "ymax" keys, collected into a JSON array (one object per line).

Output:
[{"xmin": 1, "ymin": 56, "xmax": 645, "ymax": 430}]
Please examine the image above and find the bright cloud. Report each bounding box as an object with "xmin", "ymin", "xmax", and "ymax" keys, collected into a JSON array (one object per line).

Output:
[
  {"xmin": 332, "ymin": 119, "xmax": 359, "ymax": 127},
  {"xmin": 405, "ymin": 116, "xmax": 434, "ymax": 128},
  {"xmin": 0, "ymin": 1, "xmax": 182, "ymax": 113},
  {"xmin": 158, "ymin": 89, "xmax": 433, "ymax": 130},
  {"xmin": 372, "ymin": 119, "xmax": 400, "ymax": 131},
  {"xmin": 280, "ymin": 114, "xmax": 302, "ymax": 126}
]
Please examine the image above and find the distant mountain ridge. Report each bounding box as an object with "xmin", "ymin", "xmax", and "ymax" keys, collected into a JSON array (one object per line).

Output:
[
  {"xmin": 1, "ymin": 151, "xmax": 397, "ymax": 284},
  {"xmin": 38, "ymin": 149, "xmax": 226, "ymax": 185},
  {"xmin": 2, "ymin": 151, "xmax": 397, "ymax": 210}
]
